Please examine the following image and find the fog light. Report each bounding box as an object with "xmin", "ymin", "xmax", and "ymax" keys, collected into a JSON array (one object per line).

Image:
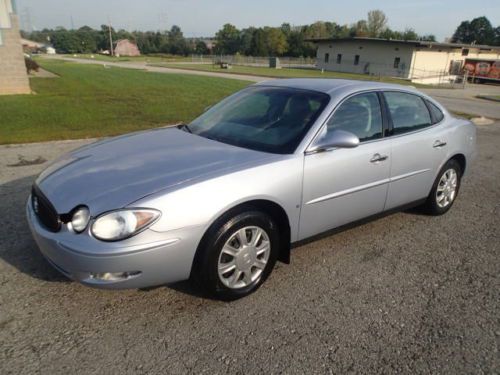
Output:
[
  {"xmin": 71, "ymin": 206, "xmax": 90, "ymax": 233},
  {"xmin": 90, "ymin": 271, "xmax": 141, "ymax": 281}
]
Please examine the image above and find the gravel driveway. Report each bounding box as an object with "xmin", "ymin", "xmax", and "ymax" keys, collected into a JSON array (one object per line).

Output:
[{"xmin": 0, "ymin": 125, "xmax": 499, "ymax": 374}]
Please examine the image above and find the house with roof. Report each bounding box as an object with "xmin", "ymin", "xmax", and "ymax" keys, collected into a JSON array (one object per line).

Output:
[
  {"xmin": 310, "ymin": 37, "xmax": 500, "ymax": 82},
  {"xmin": 114, "ymin": 39, "xmax": 140, "ymax": 57}
]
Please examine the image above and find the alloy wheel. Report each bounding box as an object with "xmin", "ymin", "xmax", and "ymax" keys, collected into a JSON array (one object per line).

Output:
[{"xmin": 436, "ymin": 168, "xmax": 458, "ymax": 208}]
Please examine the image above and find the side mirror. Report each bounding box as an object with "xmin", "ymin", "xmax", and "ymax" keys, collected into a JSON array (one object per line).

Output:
[{"xmin": 308, "ymin": 129, "xmax": 359, "ymax": 153}]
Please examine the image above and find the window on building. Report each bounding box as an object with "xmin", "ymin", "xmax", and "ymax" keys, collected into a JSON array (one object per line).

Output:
[
  {"xmin": 336, "ymin": 54, "xmax": 342, "ymax": 64},
  {"xmin": 324, "ymin": 53, "xmax": 329, "ymax": 63},
  {"xmin": 393, "ymin": 57, "xmax": 401, "ymax": 69},
  {"xmin": 462, "ymin": 48, "xmax": 469, "ymax": 56},
  {"xmin": 354, "ymin": 55, "xmax": 360, "ymax": 65}
]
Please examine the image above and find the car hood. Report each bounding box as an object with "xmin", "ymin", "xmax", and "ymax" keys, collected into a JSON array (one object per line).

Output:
[{"xmin": 36, "ymin": 127, "xmax": 278, "ymax": 215}]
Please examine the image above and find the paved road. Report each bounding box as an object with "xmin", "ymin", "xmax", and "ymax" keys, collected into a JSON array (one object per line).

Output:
[
  {"xmin": 44, "ymin": 56, "xmax": 500, "ymax": 120},
  {"xmin": 422, "ymin": 85, "xmax": 500, "ymax": 120},
  {"xmin": 43, "ymin": 55, "xmax": 266, "ymax": 83},
  {"xmin": 0, "ymin": 124, "xmax": 499, "ymax": 374}
]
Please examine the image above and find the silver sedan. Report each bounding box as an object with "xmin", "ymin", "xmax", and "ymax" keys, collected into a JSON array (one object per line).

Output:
[{"xmin": 27, "ymin": 79, "xmax": 477, "ymax": 300}]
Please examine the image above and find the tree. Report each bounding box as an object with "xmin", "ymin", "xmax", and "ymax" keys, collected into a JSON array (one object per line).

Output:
[
  {"xmin": 194, "ymin": 40, "xmax": 209, "ymax": 55},
  {"xmin": 495, "ymin": 26, "xmax": 500, "ymax": 45},
  {"xmin": 451, "ymin": 21, "xmax": 471, "ymax": 43},
  {"xmin": 367, "ymin": 10, "xmax": 388, "ymax": 37},
  {"xmin": 353, "ymin": 20, "xmax": 369, "ymax": 37},
  {"xmin": 419, "ymin": 34, "xmax": 436, "ymax": 42},
  {"xmin": 469, "ymin": 16, "xmax": 494, "ymax": 44},
  {"xmin": 265, "ymin": 28, "xmax": 288, "ymax": 56},
  {"xmin": 215, "ymin": 23, "xmax": 240, "ymax": 54},
  {"xmin": 250, "ymin": 28, "xmax": 269, "ymax": 56},
  {"xmin": 53, "ymin": 31, "xmax": 82, "ymax": 53},
  {"xmin": 168, "ymin": 25, "xmax": 190, "ymax": 55},
  {"xmin": 280, "ymin": 23, "xmax": 292, "ymax": 36},
  {"xmin": 402, "ymin": 28, "xmax": 418, "ymax": 41},
  {"xmin": 286, "ymin": 28, "xmax": 306, "ymax": 57},
  {"xmin": 75, "ymin": 26, "xmax": 97, "ymax": 53},
  {"xmin": 240, "ymin": 27, "xmax": 257, "ymax": 55},
  {"xmin": 303, "ymin": 21, "xmax": 332, "ymax": 39},
  {"xmin": 452, "ymin": 17, "xmax": 495, "ymax": 44}
]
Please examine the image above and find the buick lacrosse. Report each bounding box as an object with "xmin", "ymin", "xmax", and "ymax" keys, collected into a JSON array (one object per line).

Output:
[{"xmin": 27, "ymin": 79, "xmax": 476, "ymax": 300}]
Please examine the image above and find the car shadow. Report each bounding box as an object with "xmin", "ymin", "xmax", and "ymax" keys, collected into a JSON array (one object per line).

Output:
[
  {"xmin": 0, "ymin": 174, "xmax": 69, "ymax": 282},
  {"xmin": 0, "ymin": 174, "xmax": 220, "ymax": 300}
]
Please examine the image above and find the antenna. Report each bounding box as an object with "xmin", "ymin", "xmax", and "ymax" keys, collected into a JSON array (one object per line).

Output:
[
  {"xmin": 20, "ymin": 7, "xmax": 33, "ymax": 32},
  {"xmin": 158, "ymin": 12, "xmax": 168, "ymax": 31},
  {"xmin": 108, "ymin": 16, "xmax": 114, "ymax": 56}
]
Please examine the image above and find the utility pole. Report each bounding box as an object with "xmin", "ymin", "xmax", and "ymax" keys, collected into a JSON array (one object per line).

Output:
[{"xmin": 108, "ymin": 16, "xmax": 114, "ymax": 56}]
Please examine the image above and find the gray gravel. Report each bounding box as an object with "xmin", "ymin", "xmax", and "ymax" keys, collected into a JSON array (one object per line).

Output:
[{"xmin": 0, "ymin": 125, "xmax": 499, "ymax": 374}]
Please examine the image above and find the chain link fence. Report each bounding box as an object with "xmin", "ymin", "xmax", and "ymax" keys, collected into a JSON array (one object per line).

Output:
[
  {"xmin": 188, "ymin": 54, "xmax": 474, "ymax": 88},
  {"xmin": 189, "ymin": 54, "xmax": 317, "ymax": 68}
]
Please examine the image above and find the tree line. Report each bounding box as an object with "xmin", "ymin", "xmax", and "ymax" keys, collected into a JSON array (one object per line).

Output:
[
  {"xmin": 451, "ymin": 16, "xmax": 500, "ymax": 45},
  {"xmin": 22, "ymin": 11, "xmax": 500, "ymax": 57}
]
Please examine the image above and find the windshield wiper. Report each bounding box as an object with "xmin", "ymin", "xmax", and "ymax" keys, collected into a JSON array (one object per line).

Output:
[{"xmin": 177, "ymin": 123, "xmax": 192, "ymax": 133}]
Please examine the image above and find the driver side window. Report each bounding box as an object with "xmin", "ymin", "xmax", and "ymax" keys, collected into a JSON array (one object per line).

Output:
[{"xmin": 326, "ymin": 92, "xmax": 383, "ymax": 142}]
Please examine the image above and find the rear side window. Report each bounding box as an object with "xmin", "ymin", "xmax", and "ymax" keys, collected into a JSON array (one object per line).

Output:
[
  {"xmin": 426, "ymin": 100, "xmax": 444, "ymax": 123},
  {"xmin": 384, "ymin": 92, "xmax": 432, "ymax": 135}
]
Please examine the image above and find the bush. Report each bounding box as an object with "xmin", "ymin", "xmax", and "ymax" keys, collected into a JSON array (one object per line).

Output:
[{"xmin": 25, "ymin": 57, "xmax": 40, "ymax": 74}]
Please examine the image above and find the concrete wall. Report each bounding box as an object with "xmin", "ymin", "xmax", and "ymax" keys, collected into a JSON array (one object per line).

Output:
[
  {"xmin": 316, "ymin": 41, "xmax": 415, "ymax": 78},
  {"xmin": 0, "ymin": 2, "xmax": 31, "ymax": 95},
  {"xmin": 411, "ymin": 47, "xmax": 500, "ymax": 78}
]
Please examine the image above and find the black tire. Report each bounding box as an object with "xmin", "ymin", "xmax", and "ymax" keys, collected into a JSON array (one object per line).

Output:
[
  {"xmin": 192, "ymin": 210, "xmax": 280, "ymax": 300},
  {"xmin": 423, "ymin": 159, "xmax": 462, "ymax": 215}
]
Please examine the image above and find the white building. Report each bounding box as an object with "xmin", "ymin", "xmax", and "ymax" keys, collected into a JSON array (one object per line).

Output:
[{"xmin": 312, "ymin": 37, "xmax": 500, "ymax": 82}]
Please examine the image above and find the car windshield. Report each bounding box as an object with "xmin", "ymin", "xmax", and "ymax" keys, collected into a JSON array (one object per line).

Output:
[{"xmin": 188, "ymin": 86, "xmax": 330, "ymax": 154}]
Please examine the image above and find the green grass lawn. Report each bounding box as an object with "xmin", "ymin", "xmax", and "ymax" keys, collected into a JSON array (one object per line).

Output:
[
  {"xmin": 149, "ymin": 62, "xmax": 427, "ymax": 87},
  {"xmin": 0, "ymin": 60, "xmax": 249, "ymax": 144}
]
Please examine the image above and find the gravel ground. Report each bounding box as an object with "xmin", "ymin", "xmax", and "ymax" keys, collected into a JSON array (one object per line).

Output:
[{"xmin": 0, "ymin": 125, "xmax": 499, "ymax": 374}]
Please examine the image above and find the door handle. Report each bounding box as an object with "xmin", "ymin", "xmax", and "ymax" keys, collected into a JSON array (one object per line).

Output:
[
  {"xmin": 370, "ymin": 153, "xmax": 389, "ymax": 163},
  {"xmin": 433, "ymin": 140, "xmax": 447, "ymax": 148}
]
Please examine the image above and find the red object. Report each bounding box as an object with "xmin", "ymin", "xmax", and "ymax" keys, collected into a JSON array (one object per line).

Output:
[{"xmin": 464, "ymin": 59, "xmax": 500, "ymax": 80}]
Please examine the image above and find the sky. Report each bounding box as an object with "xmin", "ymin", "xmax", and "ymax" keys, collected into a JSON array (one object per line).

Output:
[{"xmin": 14, "ymin": 0, "xmax": 500, "ymax": 42}]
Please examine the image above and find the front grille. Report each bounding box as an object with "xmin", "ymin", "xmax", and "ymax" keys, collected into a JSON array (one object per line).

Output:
[{"xmin": 31, "ymin": 185, "xmax": 61, "ymax": 232}]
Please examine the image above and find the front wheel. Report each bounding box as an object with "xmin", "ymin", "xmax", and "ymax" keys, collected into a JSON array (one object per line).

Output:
[
  {"xmin": 424, "ymin": 159, "xmax": 462, "ymax": 215},
  {"xmin": 193, "ymin": 210, "xmax": 279, "ymax": 300}
]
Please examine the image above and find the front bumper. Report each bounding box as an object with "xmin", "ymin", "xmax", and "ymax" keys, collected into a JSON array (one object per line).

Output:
[{"xmin": 26, "ymin": 198, "xmax": 204, "ymax": 289}]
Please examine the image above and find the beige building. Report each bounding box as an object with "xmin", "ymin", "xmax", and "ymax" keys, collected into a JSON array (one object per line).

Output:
[
  {"xmin": 312, "ymin": 37, "xmax": 500, "ymax": 81},
  {"xmin": 0, "ymin": 0, "xmax": 30, "ymax": 95}
]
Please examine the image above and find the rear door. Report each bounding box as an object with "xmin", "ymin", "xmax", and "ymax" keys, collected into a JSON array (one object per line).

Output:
[
  {"xmin": 383, "ymin": 91, "xmax": 448, "ymax": 210},
  {"xmin": 299, "ymin": 91, "xmax": 391, "ymax": 240}
]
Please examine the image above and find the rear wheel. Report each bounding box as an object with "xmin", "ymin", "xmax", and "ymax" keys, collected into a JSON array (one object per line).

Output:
[
  {"xmin": 424, "ymin": 159, "xmax": 462, "ymax": 215},
  {"xmin": 193, "ymin": 210, "xmax": 279, "ymax": 300}
]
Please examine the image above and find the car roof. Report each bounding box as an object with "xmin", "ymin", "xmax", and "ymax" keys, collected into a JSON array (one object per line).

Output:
[{"xmin": 254, "ymin": 78, "xmax": 419, "ymax": 96}]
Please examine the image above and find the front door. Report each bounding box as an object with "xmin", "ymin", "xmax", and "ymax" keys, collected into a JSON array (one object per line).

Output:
[{"xmin": 299, "ymin": 91, "xmax": 391, "ymax": 240}]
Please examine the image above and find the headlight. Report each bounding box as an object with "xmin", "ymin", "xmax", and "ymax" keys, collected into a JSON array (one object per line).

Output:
[
  {"xmin": 71, "ymin": 206, "xmax": 90, "ymax": 233},
  {"xmin": 91, "ymin": 208, "xmax": 160, "ymax": 241}
]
